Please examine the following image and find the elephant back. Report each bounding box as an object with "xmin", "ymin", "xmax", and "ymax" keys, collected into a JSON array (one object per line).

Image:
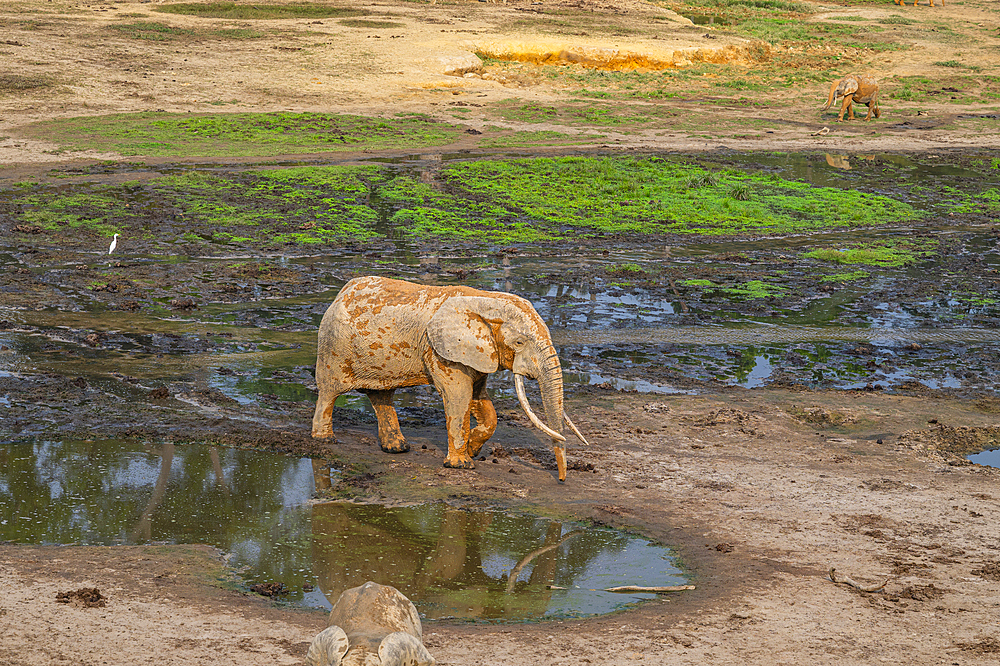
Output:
[{"xmin": 327, "ymin": 581, "xmax": 423, "ymax": 650}]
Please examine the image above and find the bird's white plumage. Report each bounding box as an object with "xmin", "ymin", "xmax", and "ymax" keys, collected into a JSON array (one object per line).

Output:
[{"xmin": 108, "ymin": 233, "xmax": 119, "ymax": 255}]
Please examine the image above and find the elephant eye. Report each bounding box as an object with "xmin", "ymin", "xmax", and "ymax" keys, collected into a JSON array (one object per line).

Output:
[{"xmin": 511, "ymin": 336, "xmax": 527, "ymax": 348}]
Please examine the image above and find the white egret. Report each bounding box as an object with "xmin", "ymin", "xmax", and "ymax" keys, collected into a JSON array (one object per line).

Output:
[{"xmin": 108, "ymin": 233, "xmax": 119, "ymax": 255}]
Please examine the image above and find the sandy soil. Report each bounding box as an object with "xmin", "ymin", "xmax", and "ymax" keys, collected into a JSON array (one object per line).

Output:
[
  {"xmin": 3, "ymin": 0, "xmax": 1000, "ymax": 664},
  {"xmin": 1, "ymin": 0, "xmax": 1000, "ymax": 166}
]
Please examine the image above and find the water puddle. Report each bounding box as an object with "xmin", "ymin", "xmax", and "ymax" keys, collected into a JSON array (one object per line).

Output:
[
  {"xmin": 967, "ymin": 449, "xmax": 1000, "ymax": 469},
  {"xmin": 0, "ymin": 439, "xmax": 685, "ymax": 621}
]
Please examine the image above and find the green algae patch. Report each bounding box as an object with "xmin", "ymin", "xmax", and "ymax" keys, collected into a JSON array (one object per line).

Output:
[
  {"xmin": 680, "ymin": 278, "xmax": 786, "ymax": 299},
  {"xmin": 439, "ymin": 156, "xmax": 920, "ymax": 237},
  {"xmin": 804, "ymin": 240, "xmax": 937, "ymax": 267},
  {"xmin": 19, "ymin": 112, "xmax": 464, "ymax": 158},
  {"xmin": 4, "ymin": 165, "xmax": 388, "ymax": 249},
  {"xmin": 0, "ymin": 157, "xmax": 924, "ymax": 250}
]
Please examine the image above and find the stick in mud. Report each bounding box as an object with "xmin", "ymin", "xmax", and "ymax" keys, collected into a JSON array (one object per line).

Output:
[{"xmin": 829, "ymin": 567, "xmax": 890, "ymax": 593}]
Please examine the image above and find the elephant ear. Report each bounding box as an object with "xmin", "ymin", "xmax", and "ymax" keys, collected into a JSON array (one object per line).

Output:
[
  {"xmin": 306, "ymin": 625, "xmax": 350, "ymax": 666},
  {"xmin": 427, "ymin": 296, "xmax": 502, "ymax": 374},
  {"xmin": 840, "ymin": 78, "xmax": 859, "ymax": 95},
  {"xmin": 378, "ymin": 632, "xmax": 436, "ymax": 666}
]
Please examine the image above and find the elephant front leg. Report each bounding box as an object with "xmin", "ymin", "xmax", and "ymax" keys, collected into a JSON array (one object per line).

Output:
[
  {"xmin": 364, "ymin": 389, "xmax": 409, "ymax": 453},
  {"xmin": 468, "ymin": 376, "xmax": 497, "ymax": 459}
]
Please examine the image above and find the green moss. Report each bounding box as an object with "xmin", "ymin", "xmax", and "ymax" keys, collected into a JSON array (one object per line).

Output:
[
  {"xmin": 680, "ymin": 277, "xmax": 785, "ymax": 299},
  {"xmin": 19, "ymin": 112, "xmax": 464, "ymax": 158},
  {"xmin": 0, "ymin": 156, "xmax": 933, "ymax": 249},
  {"xmin": 804, "ymin": 240, "xmax": 936, "ymax": 267},
  {"xmin": 605, "ymin": 263, "xmax": 645, "ymax": 276},
  {"xmin": 720, "ymin": 280, "xmax": 786, "ymax": 299},
  {"xmin": 439, "ymin": 156, "xmax": 920, "ymax": 237}
]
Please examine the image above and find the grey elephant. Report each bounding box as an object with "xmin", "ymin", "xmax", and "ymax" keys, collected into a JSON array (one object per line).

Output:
[
  {"xmin": 306, "ymin": 582, "xmax": 434, "ymax": 666},
  {"xmin": 311, "ymin": 276, "xmax": 588, "ymax": 482}
]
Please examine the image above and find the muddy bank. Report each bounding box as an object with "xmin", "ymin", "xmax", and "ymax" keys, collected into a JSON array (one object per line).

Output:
[{"xmin": 4, "ymin": 389, "xmax": 1000, "ymax": 665}]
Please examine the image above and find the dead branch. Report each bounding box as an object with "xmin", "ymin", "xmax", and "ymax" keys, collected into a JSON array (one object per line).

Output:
[
  {"xmin": 812, "ymin": 127, "xmax": 831, "ymax": 136},
  {"xmin": 604, "ymin": 585, "xmax": 696, "ymax": 593},
  {"xmin": 829, "ymin": 567, "xmax": 889, "ymax": 593}
]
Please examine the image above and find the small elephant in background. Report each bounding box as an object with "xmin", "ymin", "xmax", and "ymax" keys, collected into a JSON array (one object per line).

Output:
[
  {"xmin": 823, "ymin": 74, "xmax": 881, "ymax": 122},
  {"xmin": 312, "ymin": 276, "xmax": 588, "ymax": 482},
  {"xmin": 306, "ymin": 582, "xmax": 434, "ymax": 666}
]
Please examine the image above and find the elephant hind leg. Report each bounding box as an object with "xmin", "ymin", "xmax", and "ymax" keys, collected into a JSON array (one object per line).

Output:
[
  {"xmin": 364, "ymin": 389, "xmax": 409, "ymax": 453},
  {"xmin": 312, "ymin": 379, "xmax": 346, "ymax": 439}
]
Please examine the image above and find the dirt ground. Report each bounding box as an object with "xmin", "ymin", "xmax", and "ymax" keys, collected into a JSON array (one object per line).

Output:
[
  {"xmin": 4, "ymin": 389, "xmax": 1000, "ymax": 665},
  {"xmin": 3, "ymin": 0, "xmax": 1000, "ymax": 664},
  {"xmin": 2, "ymin": 0, "xmax": 1000, "ymax": 164}
]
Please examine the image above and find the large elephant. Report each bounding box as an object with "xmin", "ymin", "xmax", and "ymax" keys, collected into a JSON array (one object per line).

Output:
[
  {"xmin": 823, "ymin": 74, "xmax": 880, "ymax": 122},
  {"xmin": 311, "ymin": 276, "xmax": 588, "ymax": 482}
]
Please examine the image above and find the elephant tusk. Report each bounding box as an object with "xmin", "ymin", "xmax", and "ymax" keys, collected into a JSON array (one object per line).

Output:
[
  {"xmin": 563, "ymin": 414, "xmax": 590, "ymax": 446},
  {"xmin": 514, "ymin": 374, "xmax": 566, "ymax": 442}
]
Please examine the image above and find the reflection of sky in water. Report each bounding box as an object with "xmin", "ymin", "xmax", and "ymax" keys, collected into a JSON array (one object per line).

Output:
[
  {"xmin": 968, "ymin": 449, "xmax": 1000, "ymax": 469},
  {"xmin": 868, "ymin": 302, "xmax": 919, "ymax": 329},
  {"xmin": 0, "ymin": 440, "xmax": 686, "ymax": 620},
  {"xmin": 729, "ymin": 355, "xmax": 774, "ymax": 389}
]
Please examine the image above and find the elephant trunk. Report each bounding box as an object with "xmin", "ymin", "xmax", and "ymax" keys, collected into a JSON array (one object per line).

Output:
[
  {"xmin": 823, "ymin": 81, "xmax": 839, "ymax": 110},
  {"xmin": 540, "ymin": 345, "xmax": 568, "ymax": 482},
  {"xmin": 512, "ymin": 342, "xmax": 571, "ymax": 481}
]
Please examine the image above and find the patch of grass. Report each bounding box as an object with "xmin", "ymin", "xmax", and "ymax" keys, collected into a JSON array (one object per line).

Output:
[
  {"xmin": 154, "ymin": 2, "xmax": 370, "ymax": 19},
  {"xmin": 0, "ymin": 157, "xmax": 938, "ymax": 250},
  {"xmin": 605, "ymin": 263, "xmax": 646, "ymax": 277},
  {"xmin": 0, "ymin": 73, "xmax": 50, "ymax": 93},
  {"xmin": 493, "ymin": 99, "xmax": 676, "ymax": 127},
  {"xmin": 479, "ymin": 130, "xmax": 596, "ymax": 148},
  {"xmin": 804, "ymin": 240, "xmax": 937, "ymax": 267},
  {"xmin": 720, "ymin": 279, "xmax": 786, "ymax": 299},
  {"xmin": 889, "ymin": 74, "xmax": 1000, "ymax": 104},
  {"xmin": 879, "ymin": 15, "xmax": 918, "ymax": 25},
  {"xmin": 19, "ymin": 112, "xmax": 465, "ymax": 158},
  {"xmin": 952, "ymin": 187, "xmax": 1000, "ymax": 215},
  {"xmin": 680, "ymin": 277, "xmax": 785, "ymax": 299},
  {"xmin": 109, "ymin": 21, "xmax": 195, "ymax": 40},
  {"xmin": 338, "ymin": 19, "xmax": 403, "ymax": 28},
  {"xmin": 438, "ymin": 156, "xmax": 921, "ymax": 237}
]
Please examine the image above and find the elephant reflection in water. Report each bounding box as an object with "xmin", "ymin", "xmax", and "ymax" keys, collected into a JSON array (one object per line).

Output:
[{"xmin": 310, "ymin": 502, "xmax": 569, "ymax": 621}]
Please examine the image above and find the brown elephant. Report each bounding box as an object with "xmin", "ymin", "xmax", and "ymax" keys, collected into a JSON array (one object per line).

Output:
[
  {"xmin": 311, "ymin": 276, "xmax": 588, "ymax": 482},
  {"xmin": 823, "ymin": 74, "xmax": 881, "ymax": 122}
]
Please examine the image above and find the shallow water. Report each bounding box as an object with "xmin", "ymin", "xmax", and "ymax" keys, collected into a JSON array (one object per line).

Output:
[
  {"xmin": 968, "ymin": 448, "xmax": 1000, "ymax": 469},
  {"xmin": 0, "ymin": 438, "xmax": 685, "ymax": 619},
  {"xmin": 3, "ymin": 150, "xmax": 998, "ymax": 616}
]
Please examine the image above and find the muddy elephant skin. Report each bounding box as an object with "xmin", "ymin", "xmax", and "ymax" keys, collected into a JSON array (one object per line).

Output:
[
  {"xmin": 306, "ymin": 581, "xmax": 435, "ymax": 666},
  {"xmin": 823, "ymin": 74, "xmax": 880, "ymax": 122},
  {"xmin": 312, "ymin": 276, "xmax": 584, "ymax": 481}
]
